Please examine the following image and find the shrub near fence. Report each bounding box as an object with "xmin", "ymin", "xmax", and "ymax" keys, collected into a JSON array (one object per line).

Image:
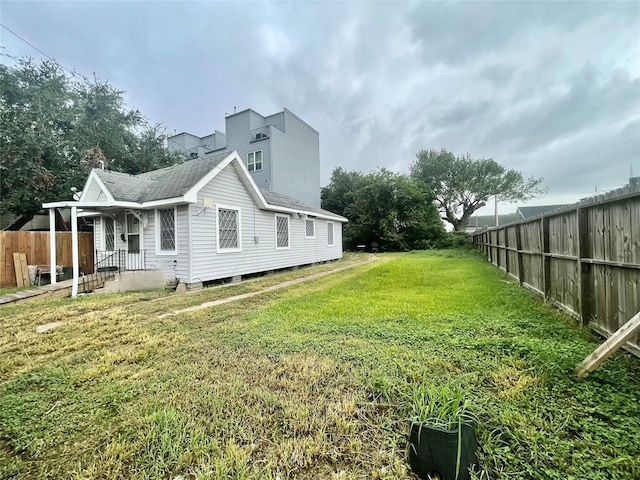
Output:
[
  {"xmin": 0, "ymin": 232, "xmax": 94, "ymax": 287},
  {"xmin": 471, "ymin": 184, "xmax": 640, "ymax": 357}
]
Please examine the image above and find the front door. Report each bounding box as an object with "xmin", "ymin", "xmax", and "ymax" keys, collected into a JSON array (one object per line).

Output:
[{"xmin": 126, "ymin": 213, "xmax": 144, "ymax": 270}]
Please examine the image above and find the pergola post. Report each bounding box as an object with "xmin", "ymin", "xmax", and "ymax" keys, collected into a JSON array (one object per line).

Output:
[
  {"xmin": 49, "ymin": 208, "xmax": 57, "ymax": 285},
  {"xmin": 71, "ymin": 206, "xmax": 79, "ymax": 297}
]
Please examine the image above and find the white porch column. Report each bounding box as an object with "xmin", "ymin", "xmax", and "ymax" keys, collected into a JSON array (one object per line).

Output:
[
  {"xmin": 71, "ymin": 206, "xmax": 79, "ymax": 297},
  {"xmin": 49, "ymin": 208, "xmax": 57, "ymax": 285}
]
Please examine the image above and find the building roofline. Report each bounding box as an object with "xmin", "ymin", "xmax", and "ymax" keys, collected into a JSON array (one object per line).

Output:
[
  {"xmin": 224, "ymin": 108, "xmax": 262, "ymax": 120},
  {"xmin": 167, "ymin": 131, "xmax": 203, "ymax": 140},
  {"xmin": 283, "ymin": 107, "xmax": 319, "ymax": 134},
  {"xmin": 224, "ymin": 108, "xmax": 319, "ymax": 135}
]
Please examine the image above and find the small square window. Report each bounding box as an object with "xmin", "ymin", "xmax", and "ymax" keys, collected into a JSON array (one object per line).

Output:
[
  {"xmin": 248, "ymin": 150, "xmax": 263, "ymax": 172},
  {"xmin": 327, "ymin": 222, "xmax": 334, "ymax": 246},
  {"xmin": 305, "ymin": 219, "xmax": 315, "ymax": 238}
]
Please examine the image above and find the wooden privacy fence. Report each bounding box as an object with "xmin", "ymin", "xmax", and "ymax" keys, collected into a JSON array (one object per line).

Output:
[
  {"xmin": 471, "ymin": 185, "xmax": 640, "ymax": 358},
  {"xmin": 0, "ymin": 232, "xmax": 94, "ymax": 287}
]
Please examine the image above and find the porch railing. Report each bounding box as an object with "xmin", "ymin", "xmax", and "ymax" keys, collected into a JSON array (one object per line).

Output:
[{"xmin": 95, "ymin": 249, "xmax": 147, "ymax": 274}]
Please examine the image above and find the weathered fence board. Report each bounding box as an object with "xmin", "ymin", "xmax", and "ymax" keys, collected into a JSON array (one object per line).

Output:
[
  {"xmin": 471, "ymin": 186, "xmax": 640, "ymax": 358},
  {"xmin": 0, "ymin": 232, "xmax": 94, "ymax": 287}
]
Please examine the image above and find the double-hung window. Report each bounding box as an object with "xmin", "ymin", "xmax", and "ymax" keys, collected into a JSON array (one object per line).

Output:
[
  {"xmin": 217, "ymin": 206, "xmax": 242, "ymax": 252},
  {"xmin": 247, "ymin": 151, "xmax": 263, "ymax": 172},
  {"xmin": 327, "ymin": 221, "xmax": 334, "ymax": 246},
  {"xmin": 156, "ymin": 207, "xmax": 177, "ymax": 254},
  {"xmin": 275, "ymin": 214, "xmax": 290, "ymax": 249},
  {"xmin": 305, "ymin": 218, "xmax": 315, "ymax": 238}
]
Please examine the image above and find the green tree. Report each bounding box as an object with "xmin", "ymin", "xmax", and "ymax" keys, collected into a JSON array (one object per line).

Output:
[
  {"xmin": 410, "ymin": 148, "xmax": 546, "ymax": 232},
  {"xmin": 322, "ymin": 167, "xmax": 446, "ymax": 251},
  {"xmin": 320, "ymin": 167, "xmax": 362, "ymax": 218},
  {"xmin": 0, "ymin": 58, "xmax": 181, "ymax": 228},
  {"xmin": 0, "ymin": 60, "xmax": 75, "ymax": 222}
]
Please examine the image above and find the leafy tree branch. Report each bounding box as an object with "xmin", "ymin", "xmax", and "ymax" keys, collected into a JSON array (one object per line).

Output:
[{"xmin": 410, "ymin": 148, "xmax": 546, "ymax": 231}]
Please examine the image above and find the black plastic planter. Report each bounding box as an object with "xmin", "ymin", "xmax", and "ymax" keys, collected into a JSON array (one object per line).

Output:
[{"xmin": 409, "ymin": 422, "xmax": 478, "ymax": 480}]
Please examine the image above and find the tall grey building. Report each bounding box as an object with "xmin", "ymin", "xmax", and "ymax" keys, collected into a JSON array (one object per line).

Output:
[{"xmin": 168, "ymin": 108, "xmax": 321, "ymax": 208}]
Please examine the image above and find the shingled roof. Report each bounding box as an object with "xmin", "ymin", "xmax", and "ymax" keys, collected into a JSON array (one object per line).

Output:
[
  {"xmin": 94, "ymin": 151, "xmax": 230, "ymax": 202},
  {"xmin": 467, "ymin": 213, "xmax": 522, "ymax": 230},
  {"xmin": 260, "ymin": 189, "xmax": 347, "ymax": 221},
  {"xmin": 89, "ymin": 151, "xmax": 346, "ymax": 221},
  {"xmin": 517, "ymin": 204, "xmax": 569, "ymax": 219}
]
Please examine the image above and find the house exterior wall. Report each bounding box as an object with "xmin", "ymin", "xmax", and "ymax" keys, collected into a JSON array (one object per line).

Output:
[
  {"xmin": 264, "ymin": 111, "xmax": 284, "ymax": 131},
  {"xmin": 225, "ymin": 109, "xmax": 320, "ymax": 207},
  {"xmin": 200, "ymin": 131, "xmax": 227, "ymax": 151},
  {"xmin": 225, "ymin": 111, "xmax": 273, "ymax": 192},
  {"xmin": 142, "ymin": 205, "xmax": 190, "ymax": 281},
  {"xmin": 94, "ymin": 208, "xmax": 190, "ymax": 281},
  {"xmin": 94, "ymin": 215, "xmax": 125, "ymax": 271},
  {"xmin": 94, "ymin": 216, "xmax": 102, "ymax": 250},
  {"xmin": 169, "ymin": 133, "xmax": 227, "ymax": 158},
  {"xmin": 168, "ymin": 133, "xmax": 202, "ymax": 153},
  {"xmin": 166, "ymin": 109, "xmax": 321, "ymax": 207},
  {"xmin": 84, "ymin": 177, "xmax": 107, "ymax": 202},
  {"xmin": 270, "ymin": 109, "xmax": 321, "ymax": 207},
  {"xmin": 188, "ymin": 164, "xmax": 342, "ymax": 284},
  {"xmin": 94, "ymin": 215, "xmax": 125, "ymax": 251}
]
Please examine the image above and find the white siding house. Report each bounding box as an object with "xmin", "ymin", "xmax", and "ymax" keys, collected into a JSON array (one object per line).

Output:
[{"xmin": 43, "ymin": 151, "xmax": 346, "ymax": 291}]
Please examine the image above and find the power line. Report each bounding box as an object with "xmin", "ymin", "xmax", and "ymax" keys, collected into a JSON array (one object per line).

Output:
[
  {"xmin": 0, "ymin": 22, "xmax": 91, "ymax": 85},
  {"xmin": 1, "ymin": 23, "xmax": 56, "ymax": 62},
  {"xmin": 0, "ymin": 22, "xmax": 167, "ymax": 150}
]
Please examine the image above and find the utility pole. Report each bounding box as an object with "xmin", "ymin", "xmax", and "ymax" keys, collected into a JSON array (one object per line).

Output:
[{"xmin": 494, "ymin": 194, "xmax": 498, "ymax": 227}]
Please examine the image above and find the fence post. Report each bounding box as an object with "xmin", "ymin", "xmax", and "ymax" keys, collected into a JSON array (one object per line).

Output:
[
  {"xmin": 577, "ymin": 208, "xmax": 592, "ymax": 325},
  {"xmin": 496, "ymin": 229, "xmax": 501, "ymax": 269},
  {"xmin": 542, "ymin": 217, "xmax": 551, "ymax": 300},
  {"xmin": 504, "ymin": 226, "xmax": 510, "ymax": 275},
  {"xmin": 515, "ymin": 224, "xmax": 524, "ymax": 286}
]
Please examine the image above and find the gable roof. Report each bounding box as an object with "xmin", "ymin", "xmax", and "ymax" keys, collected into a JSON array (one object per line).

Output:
[
  {"xmin": 93, "ymin": 151, "xmax": 230, "ymax": 203},
  {"xmin": 46, "ymin": 150, "xmax": 347, "ymax": 222},
  {"xmin": 517, "ymin": 204, "xmax": 569, "ymax": 219}
]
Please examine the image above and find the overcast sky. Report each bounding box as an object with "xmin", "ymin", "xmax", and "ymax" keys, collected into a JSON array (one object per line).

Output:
[{"xmin": 2, "ymin": 1, "xmax": 639, "ymax": 216}]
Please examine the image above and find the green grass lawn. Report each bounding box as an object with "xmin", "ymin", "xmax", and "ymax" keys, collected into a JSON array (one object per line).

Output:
[
  {"xmin": 1, "ymin": 250, "xmax": 639, "ymax": 480},
  {"xmin": 0, "ymin": 286, "xmax": 30, "ymax": 296}
]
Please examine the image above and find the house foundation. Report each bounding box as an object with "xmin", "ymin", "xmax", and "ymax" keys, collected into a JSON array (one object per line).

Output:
[
  {"xmin": 187, "ymin": 281, "xmax": 203, "ymax": 291},
  {"xmin": 97, "ymin": 270, "xmax": 170, "ymax": 294}
]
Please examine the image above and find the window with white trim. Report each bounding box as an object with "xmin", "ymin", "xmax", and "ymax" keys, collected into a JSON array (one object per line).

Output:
[
  {"xmin": 305, "ymin": 218, "xmax": 315, "ymax": 238},
  {"xmin": 217, "ymin": 206, "xmax": 241, "ymax": 252},
  {"xmin": 157, "ymin": 208, "xmax": 176, "ymax": 253},
  {"xmin": 327, "ymin": 221, "xmax": 334, "ymax": 246},
  {"xmin": 247, "ymin": 150, "xmax": 263, "ymax": 172},
  {"xmin": 275, "ymin": 214, "xmax": 290, "ymax": 249},
  {"xmin": 103, "ymin": 216, "xmax": 115, "ymax": 250}
]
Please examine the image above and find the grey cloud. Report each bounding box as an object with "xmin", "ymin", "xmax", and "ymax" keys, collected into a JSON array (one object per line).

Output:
[
  {"xmin": 533, "ymin": 120, "xmax": 640, "ymax": 193},
  {"xmin": 1, "ymin": 1, "xmax": 638, "ymax": 210},
  {"xmin": 484, "ymin": 65, "xmax": 640, "ymax": 151},
  {"xmin": 407, "ymin": 2, "xmax": 638, "ymax": 67},
  {"xmin": 429, "ymin": 99, "xmax": 491, "ymax": 128}
]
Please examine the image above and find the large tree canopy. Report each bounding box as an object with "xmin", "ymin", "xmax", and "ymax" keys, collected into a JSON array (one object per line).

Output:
[
  {"xmin": 321, "ymin": 167, "xmax": 446, "ymax": 251},
  {"xmin": 410, "ymin": 148, "xmax": 546, "ymax": 231},
  {"xmin": 0, "ymin": 58, "xmax": 181, "ymax": 227}
]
